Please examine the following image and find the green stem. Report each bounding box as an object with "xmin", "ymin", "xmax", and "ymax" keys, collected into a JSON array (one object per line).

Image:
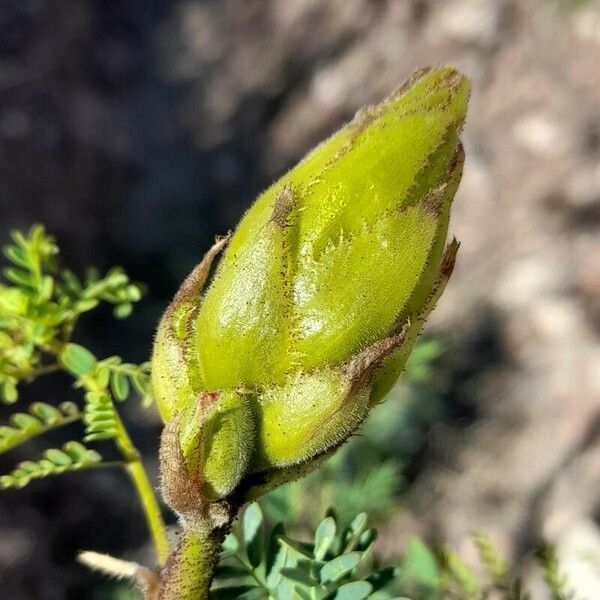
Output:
[
  {"xmin": 127, "ymin": 460, "xmax": 171, "ymax": 566},
  {"xmin": 81, "ymin": 374, "xmax": 171, "ymax": 566},
  {"xmin": 233, "ymin": 555, "xmax": 270, "ymax": 592},
  {"xmin": 45, "ymin": 339, "xmax": 170, "ymax": 566},
  {"xmin": 157, "ymin": 521, "xmax": 229, "ymax": 600},
  {"xmin": 112, "ymin": 409, "xmax": 171, "ymax": 566}
]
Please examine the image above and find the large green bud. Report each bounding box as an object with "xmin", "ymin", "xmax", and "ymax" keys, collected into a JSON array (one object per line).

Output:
[{"xmin": 152, "ymin": 66, "xmax": 469, "ymax": 515}]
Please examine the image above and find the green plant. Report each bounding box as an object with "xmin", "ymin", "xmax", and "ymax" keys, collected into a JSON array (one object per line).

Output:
[
  {"xmin": 213, "ymin": 503, "xmax": 398, "ymax": 600},
  {"xmin": 214, "ymin": 503, "xmax": 575, "ymax": 600},
  {"xmin": 0, "ymin": 231, "xmax": 578, "ymax": 598},
  {"xmin": 149, "ymin": 65, "xmax": 469, "ymax": 599},
  {"xmin": 2, "ymin": 65, "xmax": 473, "ymax": 599},
  {"xmin": 0, "ymin": 224, "xmax": 170, "ymax": 566},
  {"xmin": 536, "ymin": 544, "xmax": 575, "ymax": 600}
]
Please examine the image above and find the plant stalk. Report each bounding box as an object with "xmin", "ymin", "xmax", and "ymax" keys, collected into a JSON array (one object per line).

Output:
[
  {"xmin": 156, "ymin": 519, "xmax": 230, "ymax": 600},
  {"xmin": 126, "ymin": 459, "xmax": 171, "ymax": 566},
  {"xmin": 81, "ymin": 371, "xmax": 171, "ymax": 566},
  {"xmin": 113, "ymin": 409, "xmax": 171, "ymax": 566}
]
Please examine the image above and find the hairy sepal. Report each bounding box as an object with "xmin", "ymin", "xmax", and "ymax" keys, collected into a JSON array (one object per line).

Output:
[
  {"xmin": 178, "ymin": 390, "xmax": 255, "ymax": 502},
  {"xmin": 151, "ymin": 237, "xmax": 228, "ymax": 422},
  {"xmin": 252, "ymin": 325, "xmax": 407, "ymax": 472}
]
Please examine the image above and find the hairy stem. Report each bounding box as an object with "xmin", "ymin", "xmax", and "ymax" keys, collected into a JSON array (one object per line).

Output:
[{"xmin": 157, "ymin": 519, "xmax": 230, "ymax": 600}]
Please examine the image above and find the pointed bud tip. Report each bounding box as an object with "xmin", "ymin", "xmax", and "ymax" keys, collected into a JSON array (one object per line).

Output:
[
  {"xmin": 389, "ymin": 64, "xmax": 471, "ymax": 127},
  {"xmin": 348, "ymin": 66, "xmax": 470, "ymax": 138}
]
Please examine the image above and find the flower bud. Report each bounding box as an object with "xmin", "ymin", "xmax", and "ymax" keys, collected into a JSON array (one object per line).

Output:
[{"xmin": 152, "ymin": 66, "xmax": 470, "ymax": 511}]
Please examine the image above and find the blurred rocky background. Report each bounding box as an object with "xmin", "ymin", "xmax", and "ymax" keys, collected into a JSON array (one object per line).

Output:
[{"xmin": 1, "ymin": 0, "xmax": 599, "ymax": 598}]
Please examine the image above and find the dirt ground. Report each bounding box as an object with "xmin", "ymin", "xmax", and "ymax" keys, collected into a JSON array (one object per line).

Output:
[{"xmin": 1, "ymin": 1, "xmax": 599, "ymax": 597}]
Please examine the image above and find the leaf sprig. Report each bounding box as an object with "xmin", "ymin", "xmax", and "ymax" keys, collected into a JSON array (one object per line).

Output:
[
  {"xmin": 0, "ymin": 226, "xmax": 153, "ymax": 484},
  {"xmin": 59, "ymin": 266, "xmax": 143, "ymax": 320},
  {"xmin": 211, "ymin": 504, "xmax": 578, "ymax": 600},
  {"xmin": 0, "ymin": 441, "xmax": 103, "ymax": 489},
  {"xmin": 0, "ymin": 401, "xmax": 80, "ymax": 455},
  {"xmin": 0, "ymin": 224, "xmax": 144, "ymax": 404},
  {"xmin": 213, "ymin": 503, "xmax": 401, "ymax": 600},
  {"xmin": 58, "ymin": 343, "xmax": 153, "ymax": 443},
  {"xmin": 0, "ymin": 225, "xmax": 169, "ymax": 563}
]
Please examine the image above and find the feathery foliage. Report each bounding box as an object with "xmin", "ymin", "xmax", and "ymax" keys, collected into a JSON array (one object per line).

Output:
[
  {"xmin": 59, "ymin": 343, "xmax": 153, "ymax": 443},
  {"xmin": 211, "ymin": 504, "xmax": 577, "ymax": 600},
  {"xmin": 0, "ymin": 440, "xmax": 102, "ymax": 489},
  {"xmin": 213, "ymin": 503, "xmax": 399, "ymax": 600},
  {"xmin": 0, "ymin": 400, "xmax": 80, "ymax": 454},
  {"xmin": 0, "ymin": 224, "xmax": 143, "ymax": 404},
  {"xmin": 0, "ymin": 225, "xmax": 152, "ymax": 467},
  {"xmin": 0, "ymin": 224, "xmax": 170, "ymax": 564}
]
